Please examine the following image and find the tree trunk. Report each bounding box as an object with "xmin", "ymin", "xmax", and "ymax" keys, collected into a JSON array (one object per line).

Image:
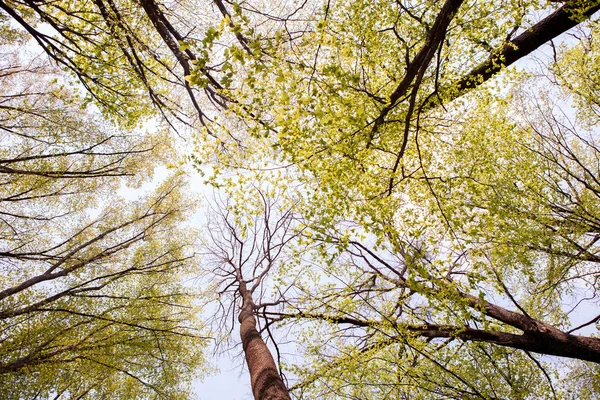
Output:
[{"xmin": 238, "ymin": 281, "xmax": 290, "ymax": 400}]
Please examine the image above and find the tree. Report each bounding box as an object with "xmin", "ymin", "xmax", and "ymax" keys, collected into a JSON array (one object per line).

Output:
[
  {"xmin": 201, "ymin": 189, "xmax": 300, "ymax": 400},
  {"xmin": 0, "ymin": 38, "xmax": 207, "ymax": 399}
]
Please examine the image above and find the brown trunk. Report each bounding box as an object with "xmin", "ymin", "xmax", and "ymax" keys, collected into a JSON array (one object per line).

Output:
[
  {"xmin": 238, "ymin": 281, "xmax": 290, "ymax": 400},
  {"xmin": 412, "ymin": 324, "xmax": 600, "ymax": 363},
  {"xmin": 459, "ymin": 292, "xmax": 600, "ymax": 362}
]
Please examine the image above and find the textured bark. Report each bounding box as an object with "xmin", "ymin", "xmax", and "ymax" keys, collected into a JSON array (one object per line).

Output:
[{"xmin": 238, "ymin": 281, "xmax": 290, "ymax": 400}]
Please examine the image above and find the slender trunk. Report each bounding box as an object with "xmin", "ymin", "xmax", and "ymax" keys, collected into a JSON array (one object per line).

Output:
[{"xmin": 238, "ymin": 281, "xmax": 290, "ymax": 400}]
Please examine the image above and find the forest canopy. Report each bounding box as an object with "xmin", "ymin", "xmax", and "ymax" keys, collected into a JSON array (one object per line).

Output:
[
  {"xmin": 2, "ymin": 0, "xmax": 600, "ymax": 399},
  {"xmin": 0, "ymin": 12, "xmax": 207, "ymax": 400}
]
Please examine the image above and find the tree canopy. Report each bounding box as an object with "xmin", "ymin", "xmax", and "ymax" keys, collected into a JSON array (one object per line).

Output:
[
  {"xmin": 0, "ymin": 18, "xmax": 207, "ymax": 399},
  {"xmin": 3, "ymin": 0, "xmax": 600, "ymax": 399}
]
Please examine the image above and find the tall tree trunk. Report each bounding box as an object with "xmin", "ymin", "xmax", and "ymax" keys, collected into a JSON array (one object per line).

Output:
[{"xmin": 238, "ymin": 281, "xmax": 290, "ymax": 400}]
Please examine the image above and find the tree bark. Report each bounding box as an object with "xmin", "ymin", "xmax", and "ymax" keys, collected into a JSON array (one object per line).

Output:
[
  {"xmin": 238, "ymin": 281, "xmax": 290, "ymax": 400},
  {"xmin": 412, "ymin": 324, "xmax": 600, "ymax": 363}
]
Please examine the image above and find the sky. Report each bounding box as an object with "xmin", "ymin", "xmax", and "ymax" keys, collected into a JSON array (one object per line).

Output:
[{"xmin": 195, "ymin": 357, "xmax": 253, "ymax": 400}]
